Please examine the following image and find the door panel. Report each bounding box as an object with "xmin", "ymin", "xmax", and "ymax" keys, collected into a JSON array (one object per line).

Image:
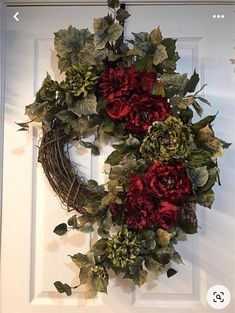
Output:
[{"xmin": 2, "ymin": 5, "xmax": 235, "ymax": 313}]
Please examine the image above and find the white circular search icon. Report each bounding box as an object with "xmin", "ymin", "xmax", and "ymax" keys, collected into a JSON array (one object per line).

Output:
[{"xmin": 207, "ymin": 285, "xmax": 231, "ymax": 310}]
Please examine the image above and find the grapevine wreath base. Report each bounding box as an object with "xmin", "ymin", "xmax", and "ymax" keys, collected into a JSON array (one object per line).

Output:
[{"xmin": 18, "ymin": 0, "xmax": 230, "ymax": 298}]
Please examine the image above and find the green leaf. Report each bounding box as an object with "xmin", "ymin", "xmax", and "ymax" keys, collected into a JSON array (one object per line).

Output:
[
  {"xmin": 108, "ymin": 23, "xmax": 123, "ymax": 42},
  {"xmin": 197, "ymin": 96, "xmax": 211, "ymax": 106},
  {"xmin": 192, "ymin": 100, "xmax": 203, "ymax": 117},
  {"xmin": 162, "ymin": 38, "xmax": 177, "ymax": 59},
  {"xmin": 116, "ymin": 8, "xmax": 130, "ymax": 21},
  {"xmin": 79, "ymin": 265, "xmax": 92, "ymax": 284},
  {"xmin": 15, "ymin": 122, "xmax": 29, "ymax": 128},
  {"xmin": 192, "ymin": 114, "xmax": 217, "ymax": 131},
  {"xmin": 93, "ymin": 17, "xmax": 109, "ymax": 35},
  {"xmin": 172, "ymin": 251, "xmax": 183, "ymax": 264},
  {"xmin": 161, "ymin": 73, "xmax": 188, "ymax": 98},
  {"xmin": 150, "ymin": 26, "xmax": 162, "ymax": 46},
  {"xmin": 187, "ymin": 149, "xmax": 213, "ymax": 168},
  {"xmin": 92, "ymin": 238, "xmax": 108, "ymax": 256},
  {"xmin": 220, "ymin": 139, "xmax": 231, "ymax": 149},
  {"xmin": 58, "ymin": 57, "xmax": 71, "ymax": 73},
  {"xmin": 69, "ymin": 94, "xmax": 98, "ymax": 116},
  {"xmin": 133, "ymin": 270, "xmax": 147, "ymax": 287},
  {"xmin": 54, "ymin": 281, "xmax": 72, "ymax": 296},
  {"xmin": 94, "ymin": 277, "xmax": 108, "ymax": 293},
  {"xmin": 167, "ymin": 268, "xmax": 177, "ymax": 278},
  {"xmin": 101, "ymin": 210, "xmax": 113, "ymax": 231},
  {"xmin": 91, "ymin": 144, "xmax": 100, "ymax": 155},
  {"xmin": 87, "ymin": 179, "xmax": 99, "ymax": 189},
  {"xmin": 197, "ymin": 190, "xmax": 215, "ymax": 208},
  {"xmin": 197, "ymin": 167, "xmax": 217, "ymax": 194},
  {"xmin": 54, "ymin": 26, "xmax": 93, "ymax": 70},
  {"xmin": 94, "ymin": 33, "xmax": 109, "ymax": 50},
  {"xmin": 25, "ymin": 101, "xmax": 47, "ymax": 121},
  {"xmin": 153, "ymin": 44, "xmax": 168, "ymax": 65},
  {"xmin": 17, "ymin": 127, "xmax": 28, "ymax": 132},
  {"xmin": 101, "ymin": 118, "xmax": 115, "ymax": 133},
  {"xmin": 69, "ymin": 253, "xmax": 89, "ymax": 267},
  {"xmin": 107, "ymin": 0, "xmax": 119, "ymax": 8},
  {"xmin": 184, "ymin": 70, "xmax": 199, "ymax": 94},
  {"xmin": 188, "ymin": 166, "xmax": 209, "ymax": 188},
  {"xmin": 67, "ymin": 215, "xmax": 78, "ymax": 228},
  {"xmin": 105, "ymin": 150, "xmax": 126, "ymax": 166},
  {"xmin": 53, "ymin": 223, "xmax": 68, "ymax": 236},
  {"xmin": 80, "ymin": 141, "xmax": 92, "ymax": 148},
  {"xmin": 134, "ymin": 55, "xmax": 154, "ymax": 71},
  {"xmin": 145, "ymin": 257, "xmax": 162, "ymax": 273},
  {"xmin": 85, "ymin": 282, "xmax": 97, "ymax": 298}
]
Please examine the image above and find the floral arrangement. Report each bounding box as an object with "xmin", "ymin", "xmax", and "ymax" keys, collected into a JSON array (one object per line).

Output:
[{"xmin": 18, "ymin": 0, "xmax": 230, "ymax": 298}]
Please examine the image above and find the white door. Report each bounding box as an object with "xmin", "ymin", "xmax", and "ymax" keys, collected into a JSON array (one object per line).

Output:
[{"xmin": 2, "ymin": 4, "xmax": 235, "ymax": 313}]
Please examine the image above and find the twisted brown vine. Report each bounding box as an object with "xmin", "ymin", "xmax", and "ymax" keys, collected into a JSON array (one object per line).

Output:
[{"xmin": 38, "ymin": 129, "xmax": 100, "ymax": 215}]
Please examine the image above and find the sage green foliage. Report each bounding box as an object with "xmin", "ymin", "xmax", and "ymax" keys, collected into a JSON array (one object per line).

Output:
[
  {"xmin": 25, "ymin": 73, "xmax": 59, "ymax": 122},
  {"xmin": 62, "ymin": 63, "xmax": 98, "ymax": 97},
  {"xmin": 54, "ymin": 26, "xmax": 94, "ymax": 72},
  {"xmin": 140, "ymin": 116, "xmax": 193, "ymax": 161}
]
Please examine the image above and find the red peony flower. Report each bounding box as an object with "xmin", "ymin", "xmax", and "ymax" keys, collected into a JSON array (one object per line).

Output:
[
  {"xmin": 100, "ymin": 67, "xmax": 129, "ymax": 101},
  {"xmin": 125, "ymin": 175, "xmax": 158, "ymax": 229},
  {"xmin": 145, "ymin": 161, "xmax": 191, "ymax": 202},
  {"xmin": 105, "ymin": 98, "xmax": 130, "ymax": 119},
  {"xmin": 156, "ymin": 201, "xmax": 178, "ymax": 229},
  {"xmin": 126, "ymin": 94, "xmax": 171, "ymax": 133},
  {"xmin": 128, "ymin": 66, "xmax": 156, "ymax": 93}
]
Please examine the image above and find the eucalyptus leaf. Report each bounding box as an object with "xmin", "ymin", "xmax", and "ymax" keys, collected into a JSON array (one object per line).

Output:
[
  {"xmin": 167, "ymin": 268, "xmax": 177, "ymax": 278},
  {"xmin": 53, "ymin": 223, "xmax": 68, "ymax": 236},
  {"xmin": 54, "ymin": 281, "xmax": 72, "ymax": 296},
  {"xmin": 67, "ymin": 215, "xmax": 78, "ymax": 228}
]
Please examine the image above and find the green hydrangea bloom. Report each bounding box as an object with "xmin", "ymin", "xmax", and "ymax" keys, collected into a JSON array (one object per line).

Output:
[
  {"xmin": 63, "ymin": 63, "xmax": 98, "ymax": 97},
  {"xmin": 140, "ymin": 116, "xmax": 193, "ymax": 161},
  {"xmin": 92, "ymin": 265, "xmax": 108, "ymax": 280},
  {"xmin": 107, "ymin": 228, "xmax": 140, "ymax": 269}
]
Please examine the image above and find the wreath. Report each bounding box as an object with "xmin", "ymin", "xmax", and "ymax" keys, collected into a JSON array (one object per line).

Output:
[{"xmin": 18, "ymin": 0, "xmax": 231, "ymax": 298}]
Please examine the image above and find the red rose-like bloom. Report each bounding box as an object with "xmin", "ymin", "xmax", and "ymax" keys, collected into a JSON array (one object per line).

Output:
[
  {"xmin": 156, "ymin": 201, "xmax": 178, "ymax": 229},
  {"xmin": 145, "ymin": 161, "xmax": 191, "ymax": 202},
  {"xmin": 129, "ymin": 66, "xmax": 156, "ymax": 93},
  {"xmin": 126, "ymin": 94, "xmax": 171, "ymax": 133},
  {"xmin": 105, "ymin": 98, "xmax": 130, "ymax": 119},
  {"xmin": 100, "ymin": 67, "xmax": 129, "ymax": 101},
  {"xmin": 125, "ymin": 175, "xmax": 158, "ymax": 229}
]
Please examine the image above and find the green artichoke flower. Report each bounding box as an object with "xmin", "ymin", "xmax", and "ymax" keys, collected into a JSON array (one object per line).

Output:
[
  {"xmin": 107, "ymin": 228, "xmax": 140, "ymax": 269},
  {"xmin": 140, "ymin": 116, "xmax": 193, "ymax": 161},
  {"xmin": 63, "ymin": 63, "xmax": 98, "ymax": 97}
]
